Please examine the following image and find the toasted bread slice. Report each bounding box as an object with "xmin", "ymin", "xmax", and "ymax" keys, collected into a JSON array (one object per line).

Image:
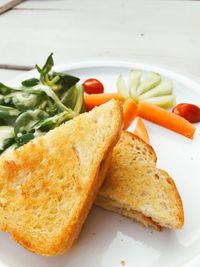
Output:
[
  {"xmin": 0, "ymin": 100, "xmax": 122, "ymax": 256},
  {"xmin": 96, "ymin": 131, "xmax": 184, "ymax": 230}
]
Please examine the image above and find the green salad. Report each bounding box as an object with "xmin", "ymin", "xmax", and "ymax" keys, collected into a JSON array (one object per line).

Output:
[{"xmin": 0, "ymin": 53, "xmax": 84, "ymax": 154}]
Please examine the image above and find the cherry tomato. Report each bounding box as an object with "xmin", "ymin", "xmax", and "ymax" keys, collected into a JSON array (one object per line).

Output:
[
  {"xmin": 83, "ymin": 78, "xmax": 104, "ymax": 94},
  {"xmin": 172, "ymin": 103, "xmax": 200, "ymax": 123}
]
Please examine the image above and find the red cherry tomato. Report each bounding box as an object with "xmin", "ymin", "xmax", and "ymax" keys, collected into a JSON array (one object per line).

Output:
[
  {"xmin": 172, "ymin": 103, "xmax": 200, "ymax": 123},
  {"xmin": 83, "ymin": 78, "xmax": 104, "ymax": 94}
]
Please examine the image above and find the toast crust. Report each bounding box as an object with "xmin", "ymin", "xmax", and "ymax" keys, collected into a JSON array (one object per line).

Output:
[{"xmin": 124, "ymin": 131, "xmax": 157, "ymax": 164}]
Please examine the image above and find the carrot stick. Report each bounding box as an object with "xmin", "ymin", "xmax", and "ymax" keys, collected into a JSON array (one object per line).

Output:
[
  {"xmin": 137, "ymin": 101, "xmax": 196, "ymax": 139},
  {"xmin": 123, "ymin": 99, "xmax": 137, "ymax": 129},
  {"xmin": 84, "ymin": 93, "xmax": 119, "ymax": 111},
  {"xmin": 134, "ymin": 118, "xmax": 150, "ymax": 144}
]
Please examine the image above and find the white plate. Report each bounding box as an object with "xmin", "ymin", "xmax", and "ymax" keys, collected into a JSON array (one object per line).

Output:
[{"xmin": 1, "ymin": 61, "xmax": 200, "ymax": 267}]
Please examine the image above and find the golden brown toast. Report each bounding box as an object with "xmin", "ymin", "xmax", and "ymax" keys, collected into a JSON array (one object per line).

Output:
[
  {"xmin": 0, "ymin": 100, "xmax": 122, "ymax": 256},
  {"xmin": 96, "ymin": 131, "xmax": 184, "ymax": 230}
]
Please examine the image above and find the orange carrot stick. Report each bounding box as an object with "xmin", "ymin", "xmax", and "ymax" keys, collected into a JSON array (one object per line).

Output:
[
  {"xmin": 123, "ymin": 99, "xmax": 138, "ymax": 129},
  {"xmin": 84, "ymin": 93, "xmax": 119, "ymax": 111},
  {"xmin": 134, "ymin": 118, "xmax": 150, "ymax": 144},
  {"xmin": 137, "ymin": 101, "xmax": 196, "ymax": 139}
]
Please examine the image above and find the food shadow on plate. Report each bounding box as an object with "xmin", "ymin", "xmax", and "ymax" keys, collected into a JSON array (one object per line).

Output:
[{"xmin": 0, "ymin": 206, "xmax": 190, "ymax": 267}]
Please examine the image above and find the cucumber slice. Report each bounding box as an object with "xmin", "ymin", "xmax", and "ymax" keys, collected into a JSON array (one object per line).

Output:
[
  {"xmin": 143, "ymin": 95, "xmax": 176, "ymax": 109},
  {"xmin": 128, "ymin": 70, "xmax": 142, "ymax": 102},
  {"xmin": 139, "ymin": 81, "xmax": 173, "ymax": 100},
  {"xmin": 137, "ymin": 72, "xmax": 161, "ymax": 96},
  {"xmin": 116, "ymin": 75, "xmax": 129, "ymax": 100}
]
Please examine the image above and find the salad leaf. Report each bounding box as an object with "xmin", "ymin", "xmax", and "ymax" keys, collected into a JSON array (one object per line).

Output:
[
  {"xmin": 0, "ymin": 126, "xmax": 15, "ymax": 153},
  {"xmin": 0, "ymin": 105, "xmax": 20, "ymax": 119},
  {"xmin": 15, "ymin": 133, "xmax": 35, "ymax": 147},
  {"xmin": 25, "ymin": 84, "xmax": 73, "ymax": 112},
  {"xmin": 4, "ymin": 92, "xmax": 41, "ymax": 111},
  {"xmin": 73, "ymin": 85, "xmax": 84, "ymax": 114},
  {"xmin": 0, "ymin": 82, "xmax": 19, "ymax": 95},
  {"xmin": 0, "ymin": 95, "xmax": 4, "ymax": 104},
  {"xmin": 35, "ymin": 53, "xmax": 79, "ymax": 92},
  {"xmin": 35, "ymin": 111, "xmax": 75, "ymax": 132},
  {"xmin": 61, "ymin": 86, "xmax": 78, "ymax": 109},
  {"xmin": 14, "ymin": 109, "xmax": 49, "ymax": 135},
  {"xmin": 35, "ymin": 53, "xmax": 63, "ymax": 92},
  {"xmin": 22, "ymin": 78, "xmax": 39, "ymax": 87},
  {"xmin": 36, "ymin": 53, "xmax": 54, "ymax": 82},
  {"xmin": 51, "ymin": 72, "xmax": 80, "ymax": 93},
  {"xmin": 61, "ymin": 85, "xmax": 85, "ymax": 113},
  {"xmin": 0, "ymin": 54, "xmax": 83, "ymax": 153}
]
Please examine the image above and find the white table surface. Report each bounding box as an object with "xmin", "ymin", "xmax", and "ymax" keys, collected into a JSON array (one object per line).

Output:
[{"xmin": 0, "ymin": 0, "xmax": 200, "ymax": 82}]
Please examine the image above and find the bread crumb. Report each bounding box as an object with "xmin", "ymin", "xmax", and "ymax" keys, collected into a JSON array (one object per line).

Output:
[{"xmin": 120, "ymin": 260, "xmax": 126, "ymax": 266}]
